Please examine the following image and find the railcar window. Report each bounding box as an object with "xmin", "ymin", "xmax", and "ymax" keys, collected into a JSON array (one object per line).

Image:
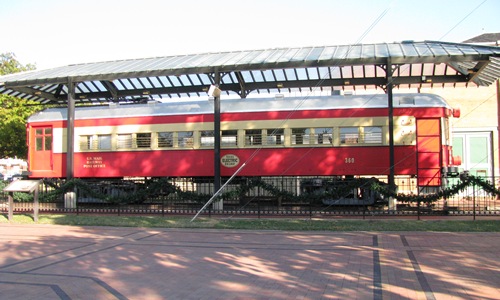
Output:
[
  {"xmin": 97, "ymin": 135, "xmax": 111, "ymax": 150},
  {"xmin": 363, "ymin": 127, "xmax": 382, "ymax": 144},
  {"xmin": 79, "ymin": 135, "xmax": 92, "ymax": 150},
  {"xmin": 245, "ymin": 129, "xmax": 262, "ymax": 146},
  {"xmin": 221, "ymin": 130, "xmax": 238, "ymax": 147},
  {"xmin": 44, "ymin": 128, "xmax": 52, "ymax": 150},
  {"xmin": 36, "ymin": 138, "xmax": 43, "ymax": 151},
  {"xmin": 158, "ymin": 132, "xmax": 174, "ymax": 148},
  {"xmin": 340, "ymin": 127, "xmax": 359, "ymax": 144},
  {"xmin": 137, "ymin": 133, "xmax": 151, "ymax": 148},
  {"xmin": 266, "ymin": 128, "xmax": 284, "ymax": 145},
  {"xmin": 292, "ymin": 128, "xmax": 310, "ymax": 145},
  {"xmin": 314, "ymin": 128, "xmax": 333, "ymax": 144},
  {"xmin": 45, "ymin": 135, "xmax": 52, "ymax": 150},
  {"xmin": 201, "ymin": 131, "xmax": 215, "ymax": 147},
  {"xmin": 178, "ymin": 131, "xmax": 194, "ymax": 148},
  {"xmin": 117, "ymin": 134, "xmax": 133, "ymax": 149},
  {"xmin": 35, "ymin": 128, "xmax": 52, "ymax": 151}
]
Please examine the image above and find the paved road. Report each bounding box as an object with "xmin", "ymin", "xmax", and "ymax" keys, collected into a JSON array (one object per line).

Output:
[{"xmin": 0, "ymin": 224, "xmax": 499, "ymax": 299}]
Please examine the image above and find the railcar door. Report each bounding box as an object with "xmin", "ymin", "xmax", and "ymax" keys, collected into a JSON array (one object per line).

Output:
[
  {"xmin": 416, "ymin": 118, "xmax": 442, "ymax": 187},
  {"xmin": 30, "ymin": 126, "xmax": 53, "ymax": 171}
]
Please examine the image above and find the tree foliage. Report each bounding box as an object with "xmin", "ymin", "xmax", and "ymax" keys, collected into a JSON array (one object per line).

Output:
[
  {"xmin": 0, "ymin": 52, "xmax": 36, "ymax": 75},
  {"xmin": 0, "ymin": 53, "xmax": 42, "ymax": 159}
]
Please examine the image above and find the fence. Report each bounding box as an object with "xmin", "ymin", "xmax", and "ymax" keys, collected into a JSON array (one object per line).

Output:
[{"xmin": 1, "ymin": 175, "xmax": 499, "ymax": 218}]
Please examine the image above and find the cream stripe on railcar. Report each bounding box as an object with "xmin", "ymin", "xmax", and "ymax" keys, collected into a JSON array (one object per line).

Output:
[
  {"xmin": 71, "ymin": 115, "xmax": 416, "ymax": 152},
  {"xmin": 52, "ymin": 128, "xmax": 65, "ymax": 154}
]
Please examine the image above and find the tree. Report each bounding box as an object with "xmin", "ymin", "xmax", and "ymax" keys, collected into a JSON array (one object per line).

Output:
[
  {"xmin": 0, "ymin": 52, "xmax": 36, "ymax": 75},
  {"xmin": 0, "ymin": 53, "xmax": 42, "ymax": 159}
]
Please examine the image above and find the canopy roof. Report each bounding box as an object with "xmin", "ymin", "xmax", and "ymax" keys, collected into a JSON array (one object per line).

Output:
[{"xmin": 1, "ymin": 40, "xmax": 500, "ymax": 104}]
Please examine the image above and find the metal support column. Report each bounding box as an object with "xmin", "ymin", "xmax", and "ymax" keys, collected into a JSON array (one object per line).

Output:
[
  {"xmin": 213, "ymin": 71, "xmax": 222, "ymax": 210},
  {"xmin": 386, "ymin": 60, "xmax": 396, "ymax": 209},
  {"xmin": 66, "ymin": 78, "xmax": 76, "ymax": 180},
  {"xmin": 496, "ymin": 80, "xmax": 500, "ymax": 186}
]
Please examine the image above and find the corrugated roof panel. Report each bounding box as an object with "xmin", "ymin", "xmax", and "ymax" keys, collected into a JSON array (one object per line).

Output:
[
  {"xmin": 275, "ymin": 48, "xmax": 301, "ymax": 63},
  {"xmin": 247, "ymin": 50, "xmax": 276, "ymax": 65},
  {"xmin": 331, "ymin": 45, "xmax": 351, "ymax": 61},
  {"xmin": 143, "ymin": 55, "xmax": 184, "ymax": 71},
  {"xmin": 316, "ymin": 67, "xmax": 331, "ymax": 79},
  {"xmin": 251, "ymin": 70, "xmax": 264, "ymax": 82},
  {"xmin": 148, "ymin": 76, "xmax": 162, "ymax": 88},
  {"xmin": 359, "ymin": 44, "xmax": 375, "ymax": 59},
  {"xmin": 295, "ymin": 68, "xmax": 308, "ymax": 80},
  {"xmin": 120, "ymin": 79, "xmax": 134, "ymax": 90},
  {"xmin": 306, "ymin": 47, "xmax": 325, "ymax": 61},
  {"xmin": 262, "ymin": 49, "xmax": 288, "ymax": 63},
  {"xmin": 169, "ymin": 76, "xmax": 183, "ymax": 87},
  {"xmin": 195, "ymin": 52, "xmax": 231, "ymax": 68},
  {"xmin": 352, "ymin": 65, "xmax": 365, "ymax": 78},
  {"xmin": 412, "ymin": 43, "xmax": 430, "ymax": 57},
  {"xmin": 93, "ymin": 81, "xmax": 106, "ymax": 92},
  {"xmin": 113, "ymin": 79, "xmax": 126, "ymax": 90},
  {"xmin": 199, "ymin": 74, "xmax": 212, "ymax": 85},
  {"xmin": 430, "ymin": 44, "xmax": 452, "ymax": 57},
  {"xmin": 460, "ymin": 45, "xmax": 490, "ymax": 56},
  {"xmin": 341, "ymin": 66, "xmax": 353, "ymax": 78},
  {"xmin": 221, "ymin": 73, "xmax": 234, "ymax": 85},
  {"xmin": 219, "ymin": 51, "xmax": 253, "ymax": 66},
  {"xmin": 175, "ymin": 75, "xmax": 189, "ymax": 87},
  {"xmin": 397, "ymin": 43, "xmax": 418, "ymax": 58},
  {"xmin": 273, "ymin": 69, "xmax": 286, "ymax": 81},
  {"xmin": 292, "ymin": 47, "xmax": 314, "ymax": 61},
  {"xmin": 284, "ymin": 68, "xmax": 297, "ymax": 80},
  {"xmin": 329, "ymin": 66, "xmax": 341, "ymax": 78},
  {"xmin": 148, "ymin": 56, "xmax": 185, "ymax": 70},
  {"xmin": 442, "ymin": 44, "xmax": 468, "ymax": 56},
  {"xmin": 77, "ymin": 83, "xmax": 90, "ymax": 93},
  {"xmin": 137, "ymin": 78, "xmax": 152, "ymax": 89},
  {"xmin": 127, "ymin": 57, "xmax": 164, "ymax": 72},
  {"xmin": 231, "ymin": 50, "xmax": 264, "ymax": 65},
  {"xmin": 317, "ymin": 46, "xmax": 338, "ymax": 61},
  {"xmin": 187, "ymin": 74, "xmax": 202, "ymax": 86},
  {"xmin": 422, "ymin": 63, "xmax": 435, "ymax": 75},
  {"xmin": 306, "ymin": 68, "xmax": 319, "ymax": 80},
  {"xmin": 261, "ymin": 70, "xmax": 274, "ymax": 82},
  {"xmin": 345, "ymin": 45, "xmax": 362, "ymax": 60},
  {"xmin": 374, "ymin": 43, "xmax": 390, "ymax": 59},
  {"xmin": 240, "ymin": 71, "xmax": 254, "ymax": 82}
]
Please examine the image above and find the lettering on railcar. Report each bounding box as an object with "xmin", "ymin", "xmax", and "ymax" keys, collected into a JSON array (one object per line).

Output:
[{"xmin": 83, "ymin": 156, "xmax": 106, "ymax": 168}]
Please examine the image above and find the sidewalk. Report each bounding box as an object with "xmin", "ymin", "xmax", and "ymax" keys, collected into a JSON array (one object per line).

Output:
[{"xmin": 0, "ymin": 224, "xmax": 499, "ymax": 299}]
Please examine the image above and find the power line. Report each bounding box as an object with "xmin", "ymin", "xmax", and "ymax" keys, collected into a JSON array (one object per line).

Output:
[{"xmin": 439, "ymin": 0, "xmax": 488, "ymax": 41}]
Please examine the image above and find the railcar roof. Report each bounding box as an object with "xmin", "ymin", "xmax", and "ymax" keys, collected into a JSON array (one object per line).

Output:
[{"xmin": 28, "ymin": 93, "xmax": 449, "ymax": 122}]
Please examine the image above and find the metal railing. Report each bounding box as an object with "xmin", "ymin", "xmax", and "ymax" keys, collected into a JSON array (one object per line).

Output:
[{"xmin": 1, "ymin": 175, "xmax": 499, "ymax": 218}]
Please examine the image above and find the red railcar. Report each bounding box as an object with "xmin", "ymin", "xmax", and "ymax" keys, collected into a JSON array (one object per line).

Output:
[{"xmin": 26, "ymin": 93, "xmax": 460, "ymax": 188}]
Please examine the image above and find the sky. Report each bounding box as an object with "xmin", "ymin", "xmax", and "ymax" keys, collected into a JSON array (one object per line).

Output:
[{"xmin": 0, "ymin": 0, "xmax": 499, "ymax": 70}]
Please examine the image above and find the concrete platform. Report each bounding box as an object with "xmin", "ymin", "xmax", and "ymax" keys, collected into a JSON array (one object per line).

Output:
[{"xmin": 0, "ymin": 224, "xmax": 499, "ymax": 299}]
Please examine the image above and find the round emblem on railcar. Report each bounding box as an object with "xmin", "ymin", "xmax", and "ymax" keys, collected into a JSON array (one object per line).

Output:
[{"xmin": 221, "ymin": 154, "xmax": 240, "ymax": 168}]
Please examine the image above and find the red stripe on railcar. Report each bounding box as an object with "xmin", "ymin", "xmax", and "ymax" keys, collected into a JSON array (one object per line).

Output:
[
  {"xmin": 29, "ymin": 107, "xmax": 450, "ymax": 128},
  {"xmin": 28, "ymin": 147, "xmax": 417, "ymax": 178}
]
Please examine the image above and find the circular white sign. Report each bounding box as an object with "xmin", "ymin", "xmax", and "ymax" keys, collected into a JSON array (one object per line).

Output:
[{"xmin": 221, "ymin": 154, "xmax": 240, "ymax": 168}]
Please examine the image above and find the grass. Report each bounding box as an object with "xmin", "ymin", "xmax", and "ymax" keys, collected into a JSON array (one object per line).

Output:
[{"xmin": 1, "ymin": 213, "xmax": 500, "ymax": 232}]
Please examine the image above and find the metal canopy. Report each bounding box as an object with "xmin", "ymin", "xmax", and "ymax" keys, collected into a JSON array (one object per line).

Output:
[{"xmin": 1, "ymin": 40, "xmax": 500, "ymax": 104}]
